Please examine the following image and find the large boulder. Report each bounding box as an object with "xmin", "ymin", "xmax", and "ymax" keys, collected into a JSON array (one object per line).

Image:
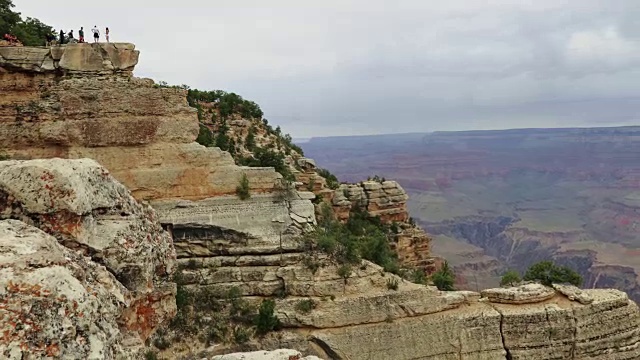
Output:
[
  {"xmin": 0, "ymin": 220, "xmax": 135, "ymax": 359},
  {"xmin": 0, "ymin": 158, "xmax": 176, "ymax": 341}
]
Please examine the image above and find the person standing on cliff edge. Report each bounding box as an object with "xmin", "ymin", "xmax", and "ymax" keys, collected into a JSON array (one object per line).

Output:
[
  {"xmin": 92, "ymin": 25, "xmax": 100, "ymax": 43},
  {"xmin": 79, "ymin": 27, "xmax": 85, "ymax": 43},
  {"xmin": 105, "ymin": 27, "xmax": 110, "ymax": 43},
  {"xmin": 59, "ymin": 29, "xmax": 65, "ymax": 45}
]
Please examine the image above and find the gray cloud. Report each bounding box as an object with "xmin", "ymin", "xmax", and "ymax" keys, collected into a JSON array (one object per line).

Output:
[{"xmin": 15, "ymin": 0, "xmax": 640, "ymax": 136}]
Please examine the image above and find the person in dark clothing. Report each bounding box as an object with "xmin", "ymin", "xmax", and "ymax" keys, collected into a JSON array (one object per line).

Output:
[
  {"xmin": 59, "ymin": 29, "xmax": 65, "ymax": 45},
  {"xmin": 79, "ymin": 27, "xmax": 85, "ymax": 43},
  {"xmin": 67, "ymin": 30, "xmax": 74, "ymax": 40},
  {"xmin": 45, "ymin": 33, "xmax": 54, "ymax": 47}
]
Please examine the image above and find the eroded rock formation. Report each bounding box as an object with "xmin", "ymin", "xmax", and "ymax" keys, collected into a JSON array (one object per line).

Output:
[
  {"xmin": 0, "ymin": 220, "xmax": 134, "ymax": 359},
  {"xmin": 330, "ymin": 180, "xmax": 434, "ymax": 272},
  {"xmin": 0, "ymin": 43, "xmax": 281, "ymax": 203},
  {"xmin": 0, "ymin": 159, "xmax": 176, "ymax": 357}
]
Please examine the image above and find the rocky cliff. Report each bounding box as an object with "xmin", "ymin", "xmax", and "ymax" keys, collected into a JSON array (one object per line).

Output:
[
  {"xmin": 2, "ymin": 45, "xmax": 640, "ymax": 360},
  {"xmin": 0, "ymin": 159, "xmax": 176, "ymax": 358}
]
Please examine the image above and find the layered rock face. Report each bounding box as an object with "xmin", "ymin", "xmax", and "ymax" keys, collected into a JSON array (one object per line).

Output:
[
  {"xmin": 0, "ymin": 159, "xmax": 177, "ymax": 357},
  {"xmin": 0, "ymin": 43, "xmax": 281, "ymax": 202},
  {"xmin": 331, "ymin": 180, "xmax": 434, "ymax": 272},
  {"xmin": 266, "ymin": 279, "xmax": 640, "ymax": 360}
]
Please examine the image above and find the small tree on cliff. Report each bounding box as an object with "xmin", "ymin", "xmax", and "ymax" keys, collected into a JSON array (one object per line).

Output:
[
  {"xmin": 500, "ymin": 270, "xmax": 522, "ymax": 287},
  {"xmin": 236, "ymin": 173, "xmax": 250, "ymax": 200},
  {"xmin": 523, "ymin": 261, "xmax": 583, "ymax": 287},
  {"xmin": 432, "ymin": 261, "xmax": 455, "ymax": 291}
]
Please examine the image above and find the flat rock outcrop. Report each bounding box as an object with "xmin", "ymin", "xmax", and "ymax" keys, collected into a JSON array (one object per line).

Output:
[
  {"xmin": 0, "ymin": 220, "xmax": 137, "ymax": 359},
  {"xmin": 264, "ymin": 285, "xmax": 640, "ymax": 360},
  {"xmin": 481, "ymin": 283, "xmax": 556, "ymax": 304},
  {"xmin": 210, "ymin": 349, "xmax": 322, "ymax": 360},
  {"xmin": 0, "ymin": 159, "xmax": 177, "ymax": 355},
  {"xmin": 0, "ymin": 43, "xmax": 138, "ymax": 73}
]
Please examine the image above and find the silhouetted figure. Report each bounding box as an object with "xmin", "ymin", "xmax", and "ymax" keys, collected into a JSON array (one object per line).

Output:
[
  {"xmin": 79, "ymin": 27, "xmax": 85, "ymax": 43},
  {"xmin": 105, "ymin": 27, "xmax": 109, "ymax": 42},
  {"xmin": 59, "ymin": 29, "xmax": 65, "ymax": 44},
  {"xmin": 45, "ymin": 33, "xmax": 54, "ymax": 47},
  {"xmin": 92, "ymin": 25, "xmax": 99, "ymax": 43}
]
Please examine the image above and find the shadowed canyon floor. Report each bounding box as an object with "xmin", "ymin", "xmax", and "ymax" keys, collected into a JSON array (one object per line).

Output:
[{"xmin": 301, "ymin": 128, "xmax": 640, "ymax": 302}]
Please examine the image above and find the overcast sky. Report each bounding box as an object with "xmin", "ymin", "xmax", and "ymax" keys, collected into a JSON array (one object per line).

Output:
[{"xmin": 14, "ymin": 0, "xmax": 640, "ymax": 137}]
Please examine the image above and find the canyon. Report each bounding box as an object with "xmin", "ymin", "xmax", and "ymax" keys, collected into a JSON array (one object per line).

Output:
[
  {"xmin": 1, "ymin": 43, "xmax": 640, "ymax": 359},
  {"xmin": 301, "ymin": 127, "xmax": 640, "ymax": 301}
]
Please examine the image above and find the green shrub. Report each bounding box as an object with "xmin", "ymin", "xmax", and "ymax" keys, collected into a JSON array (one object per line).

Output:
[
  {"xmin": 295, "ymin": 299, "xmax": 317, "ymax": 314},
  {"xmin": 337, "ymin": 264, "xmax": 352, "ymax": 282},
  {"xmin": 432, "ymin": 261, "xmax": 455, "ymax": 291},
  {"xmin": 205, "ymin": 318, "xmax": 229, "ymax": 345},
  {"xmin": 523, "ymin": 261, "xmax": 583, "ymax": 287},
  {"xmin": 236, "ymin": 174, "xmax": 250, "ymax": 200},
  {"xmin": 195, "ymin": 124, "xmax": 215, "ymax": 147},
  {"xmin": 408, "ymin": 269, "xmax": 427, "ymax": 285},
  {"xmin": 317, "ymin": 168, "xmax": 340, "ymax": 189},
  {"xmin": 144, "ymin": 351, "xmax": 158, "ymax": 360},
  {"xmin": 232, "ymin": 326, "xmax": 250, "ymax": 344},
  {"xmin": 254, "ymin": 299, "xmax": 281, "ymax": 335},
  {"xmin": 500, "ymin": 270, "xmax": 522, "ymax": 287}
]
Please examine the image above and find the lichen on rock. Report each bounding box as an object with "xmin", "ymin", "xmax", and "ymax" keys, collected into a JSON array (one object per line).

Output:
[
  {"xmin": 0, "ymin": 159, "xmax": 177, "ymax": 356},
  {"xmin": 0, "ymin": 220, "xmax": 134, "ymax": 359}
]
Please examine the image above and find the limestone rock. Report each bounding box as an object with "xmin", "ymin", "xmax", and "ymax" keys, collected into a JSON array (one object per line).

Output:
[
  {"xmin": 553, "ymin": 283, "xmax": 594, "ymax": 304},
  {"xmin": 210, "ymin": 349, "xmax": 322, "ymax": 360},
  {"xmin": 494, "ymin": 289, "xmax": 640, "ymax": 359},
  {"xmin": 0, "ymin": 159, "xmax": 176, "ymax": 341},
  {"xmin": 0, "ymin": 43, "xmax": 138, "ymax": 73},
  {"xmin": 0, "ymin": 220, "xmax": 137, "ymax": 359},
  {"xmin": 481, "ymin": 283, "xmax": 556, "ymax": 304}
]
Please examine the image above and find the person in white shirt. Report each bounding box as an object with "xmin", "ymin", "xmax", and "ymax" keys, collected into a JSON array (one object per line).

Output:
[
  {"xmin": 105, "ymin": 27, "xmax": 110, "ymax": 43},
  {"xmin": 92, "ymin": 26, "xmax": 100, "ymax": 43}
]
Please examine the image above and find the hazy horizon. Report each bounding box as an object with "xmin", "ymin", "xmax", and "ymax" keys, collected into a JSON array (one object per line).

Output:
[{"xmin": 13, "ymin": 0, "xmax": 640, "ymax": 137}]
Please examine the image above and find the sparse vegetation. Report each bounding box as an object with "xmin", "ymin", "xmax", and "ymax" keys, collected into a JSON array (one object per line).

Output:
[
  {"xmin": 337, "ymin": 264, "xmax": 352, "ymax": 282},
  {"xmin": 432, "ymin": 261, "xmax": 456, "ymax": 291},
  {"xmin": 303, "ymin": 204, "xmax": 402, "ymax": 275},
  {"xmin": 295, "ymin": 299, "xmax": 317, "ymax": 314},
  {"xmin": 236, "ymin": 173, "xmax": 251, "ymax": 200},
  {"xmin": 523, "ymin": 261, "xmax": 583, "ymax": 287},
  {"xmin": 317, "ymin": 168, "xmax": 340, "ymax": 190},
  {"xmin": 166, "ymin": 272, "xmax": 273, "ymax": 349},
  {"xmin": 500, "ymin": 270, "xmax": 522, "ymax": 287},
  {"xmin": 238, "ymin": 148, "xmax": 295, "ymax": 181},
  {"xmin": 254, "ymin": 299, "xmax": 281, "ymax": 335},
  {"xmin": 144, "ymin": 351, "xmax": 158, "ymax": 360},
  {"xmin": 407, "ymin": 268, "xmax": 427, "ymax": 285}
]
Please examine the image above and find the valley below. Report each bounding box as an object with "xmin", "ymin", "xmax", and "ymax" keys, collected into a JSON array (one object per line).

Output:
[{"xmin": 301, "ymin": 127, "xmax": 640, "ymax": 302}]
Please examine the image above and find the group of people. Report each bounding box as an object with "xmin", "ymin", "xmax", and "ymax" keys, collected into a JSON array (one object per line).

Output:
[
  {"xmin": 2, "ymin": 33, "xmax": 20, "ymax": 45},
  {"xmin": 46, "ymin": 26, "xmax": 110, "ymax": 46}
]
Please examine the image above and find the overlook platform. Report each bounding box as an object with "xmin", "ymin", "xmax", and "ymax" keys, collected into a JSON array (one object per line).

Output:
[{"xmin": 0, "ymin": 43, "xmax": 139, "ymax": 73}]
